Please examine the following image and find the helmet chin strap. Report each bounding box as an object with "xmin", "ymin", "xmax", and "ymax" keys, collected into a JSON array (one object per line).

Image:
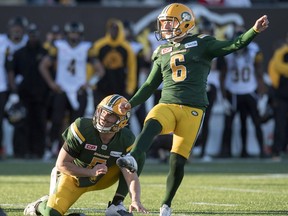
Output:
[
  {"xmin": 96, "ymin": 116, "xmax": 120, "ymax": 133},
  {"xmin": 96, "ymin": 124, "xmax": 113, "ymax": 133},
  {"xmin": 169, "ymin": 25, "xmax": 195, "ymax": 42}
]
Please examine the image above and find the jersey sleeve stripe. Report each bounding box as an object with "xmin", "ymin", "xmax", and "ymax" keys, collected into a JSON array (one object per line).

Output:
[
  {"xmin": 71, "ymin": 122, "xmax": 85, "ymax": 144},
  {"xmin": 126, "ymin": 144, "xmax": 134, "ymax": 153}
]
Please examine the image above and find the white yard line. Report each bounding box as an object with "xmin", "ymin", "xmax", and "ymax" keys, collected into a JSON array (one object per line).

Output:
[
  {"xmin": 191, "ymin": 202, "xmax": 239, "ymax": 207},
  {"xmin": 236, "ymin": 174, "xmax": 288, "ymax": 179},
  {"xmin": 190, "ymin": 185, "xmax": 287, "ymax": 194},
  {"xmin": 0, "ymin": 204, "xmax": 193, "ymax": 215}
]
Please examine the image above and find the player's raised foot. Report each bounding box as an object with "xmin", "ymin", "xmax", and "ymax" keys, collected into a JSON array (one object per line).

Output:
[
  {"xmin": 116, "ymin": 155, "xmax": 138, "ymax": 173},
  {"xmin": 105, "ymin": 201, "xmax": 133, "ymax": 216},
  {"xmin": 160, "ymin": 204, "xmax": 171, "ymax": 216},
  {"xmin": 23, "ymin": 195, "xmax": 49, "ymax": 216}
]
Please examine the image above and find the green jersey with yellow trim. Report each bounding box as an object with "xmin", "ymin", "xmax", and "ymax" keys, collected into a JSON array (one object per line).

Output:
[
  {"xmin": 62, "ymin": 117, "xmax": 135, "ymax": 187},
  {"xmin": 129, "ymin": 28, "xmax": 258, "ymax": 109}
]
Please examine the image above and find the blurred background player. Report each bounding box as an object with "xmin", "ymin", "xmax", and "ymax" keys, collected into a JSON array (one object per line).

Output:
[
  {"xmin": 123, "ymin": 20, "xmax": 149, "ymax": 134},
  {"xmin": 0, "ymin": 30, "xmax": 10, "ymax": 159},
  {"xmin": 92, "ymin": 18, "xmax": 137, "ymax": 106},
  {"xmin": 43, "ymin": 24, "xmax": 63, "ymax": 51},
  {"xmin": 40, "ymin": 21, "xmax": 104, "ymax": 160},
  {"xmin": 9, "ymin": 23, "xmax": 49, "ymax": 158},
  {"xmin": 218, "ymin": 27, "xmax": 268, "ymax": 158},
  {"xmin": 1, "ymin": 16, "xmax": 29, "ymax": 158},
  {"xmin": 268, "ymin": 32, "xmax": 288, "ymax": 161}
]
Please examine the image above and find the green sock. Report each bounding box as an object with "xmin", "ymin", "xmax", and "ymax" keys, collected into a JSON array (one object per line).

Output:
[
  {"xmin": 162, "ymin": 153, "xmax": 187, "ymax": 207},
  {"xmin": 130, "ymin": 119, "xmax": 162, "ymax": 175},
  {"xmin": 112, "ymin": 195, "xmax": 124, "ymax": 205},
  {"xmin": 131, "ymin": 119, "xmax": 162, "ymax": 156},
  {"xmin": 38, "ymin": 200, "xmax": 62, "ymax": 216}
]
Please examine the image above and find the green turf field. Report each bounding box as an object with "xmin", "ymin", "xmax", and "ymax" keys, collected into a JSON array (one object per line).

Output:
[{"xmin": 0, "ymin": 158, "xmax": 287, "ymax": 215}]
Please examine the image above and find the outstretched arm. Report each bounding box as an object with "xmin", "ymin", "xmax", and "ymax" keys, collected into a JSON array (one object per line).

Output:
[{"xmin": 208, "ymin": 15, "xmax": 270, "ymax": 58}]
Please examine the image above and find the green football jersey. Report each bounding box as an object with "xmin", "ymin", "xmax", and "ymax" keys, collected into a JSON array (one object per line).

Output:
[
  {"xmin": 129, "ymin": 28, "xmax": 258, "ymax": 109},
  {"xmin": 62, "ymin": 117, "xmax": 135, "ymax": 187}
]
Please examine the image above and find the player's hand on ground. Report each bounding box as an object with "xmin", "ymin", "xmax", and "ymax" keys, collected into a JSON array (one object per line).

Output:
[
  {"xmin": 129, "ymin": 201, "xmax": 149, "ymax": 214},
  {"xmin": 90, "ymin": 164, "xmax": 107, "ymax": 176},
  {"xmin": 253, "ymin": 15, "xmax": 269, "ymax": 33}
]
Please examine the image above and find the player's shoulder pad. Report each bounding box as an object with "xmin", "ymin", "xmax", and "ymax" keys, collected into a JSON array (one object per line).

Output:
[
  {"xmin": 47, "ymin": 44, "xmax": 57, "ymax": 57},
  {"xmin": 153, "ymin": 45, "xmax": 161, "ymax": 55},
  {"xmin": 120, "ymin": 127, "xmax": 135, "ymax": 153},
  {"xmin": 197, "ymin": 34, "xmax": 210, "ymax": 39},
  {"xmin": 120, "ymin": 127, "xmax": 136, "ymax": 144},
  {"xmin": 75, "ymin": 117, "xmax": 92, "ymax": 129},
  {"xmin": 70, "ymin": 118, "xmax": 88, "ymax": 144},
  {"xmin": 121, "ymin": 127, "xmax": 135, "ymax": 138},
  {"xmin": 152, "ymin": 44, "xmax": 166, "ymax": 61},
  {"xmin": 196, "ymin": 34, "xmax": 215, "ymax": 44}
]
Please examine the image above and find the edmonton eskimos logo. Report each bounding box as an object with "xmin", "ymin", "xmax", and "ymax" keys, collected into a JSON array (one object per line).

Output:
[
  {"xmin": 181, "ymin": 12, "xmax": 191, "ymax": 21},
  {"xmin": 191, "ymin": 110, "xmax": 198, "ymax": 116}
]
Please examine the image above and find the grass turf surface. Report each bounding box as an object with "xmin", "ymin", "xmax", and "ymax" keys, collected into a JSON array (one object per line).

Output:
[{"xmin": 0, "ymin": 158, "xmax": 287, "ymax": 215}]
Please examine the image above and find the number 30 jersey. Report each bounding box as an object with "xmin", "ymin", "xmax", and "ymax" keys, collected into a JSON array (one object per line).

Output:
[{"xmin": 224, "ymin": 42, "xmax": 260, "ymax": 95}]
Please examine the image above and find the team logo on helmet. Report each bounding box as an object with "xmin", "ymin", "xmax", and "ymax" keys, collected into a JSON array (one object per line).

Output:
[{"xmin": 181, "ymin": 12, "xmax": 191, "ymax": 22}]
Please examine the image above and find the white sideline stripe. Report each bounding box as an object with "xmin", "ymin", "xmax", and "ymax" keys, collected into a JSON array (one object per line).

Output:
[
  {"xmin": 1, "ymin": 204, "xmax": 23, "ymax": 207},
  {"xmin": 0, "ymin": 203, "xmax": 108, "ymax": 209},
  {"xmin": 0, "ymin": 204, "xmax": 192, "ymax": 215},
  {"xmin": 190, "ymin": 185, "xmax": 287, "ymax": 194},
  {"xmin": 237, "ymin": 174, "xmax": 288, "ymax": 179},
  {"xmin": 71, "ymin": 209, "xmax": 187, "ymax": 215},
  {"xmin": 191, "ymin": 202, "xmax": 238, "ymax": 207}
]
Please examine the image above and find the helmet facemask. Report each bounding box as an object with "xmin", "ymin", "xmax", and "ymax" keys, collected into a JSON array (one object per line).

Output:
[
  {"xmin": 155, "ymin": 3, "xmax": 195, "ymax": 42},
  {"xmin": 156, "ymin": 17, "xmax": 180, "ymax": 41}
]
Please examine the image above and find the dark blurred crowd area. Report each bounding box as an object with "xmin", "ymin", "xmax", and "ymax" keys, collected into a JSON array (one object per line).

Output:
[
  {"xmin": 0, "ymin": 0, "xmax": 288, "ymax": 164},
  {"xmin": 1, "ymin": 0, "xmax": 288, "ymax": 7}
]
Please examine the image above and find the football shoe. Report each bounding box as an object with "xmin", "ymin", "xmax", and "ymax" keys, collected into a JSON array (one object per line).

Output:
[
  {"xmin": 105, "ymin": 201, "xmax": 133, "ymax": 216},
  {"xmin": 23, "ymin": 195, "xmax": 49, "ymax": 216},
  {"xmin": 159, "ymin": 204, "xmax": 171, "ymax": 216}
]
